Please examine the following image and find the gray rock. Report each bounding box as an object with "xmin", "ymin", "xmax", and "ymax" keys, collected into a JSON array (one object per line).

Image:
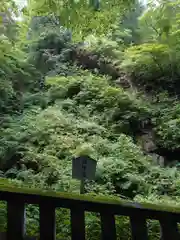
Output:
[
  {"xmin": 139, "ymin": 132, "xmax": 157, "ymax": 152},
  {"xmin": 149, "ymin": 153, "xmax": 165, "ymax": 167}
]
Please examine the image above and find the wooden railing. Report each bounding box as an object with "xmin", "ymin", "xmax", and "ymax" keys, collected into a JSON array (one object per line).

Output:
[{"xmin": 0, "ymin": 187, "xmax": 180, "ymax": 240}]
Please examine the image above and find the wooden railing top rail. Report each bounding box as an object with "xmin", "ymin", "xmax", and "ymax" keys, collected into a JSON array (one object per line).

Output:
[
  {"xmin": 0, "ymin": 184, "xmax": 180, "ymax": 220},
  {"xmin": 0, "ymin": 183, "xmax": 180, "ymax": 239}
]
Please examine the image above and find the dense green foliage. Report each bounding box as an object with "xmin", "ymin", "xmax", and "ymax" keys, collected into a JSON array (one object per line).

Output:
[{"xmin": 1, "ymin": 0, "xmax": 180, "ymax": 239}]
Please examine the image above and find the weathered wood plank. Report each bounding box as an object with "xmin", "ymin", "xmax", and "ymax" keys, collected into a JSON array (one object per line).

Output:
[
  {"xmin": 7, "ymin": 201, "xmax": 25, "ymax": 240},
  {"xmin": 100, "ymin": 212, "xmax": 116, "ymax": 240},
  {"xmin": 71, "ymin": 207, "xmax": 85, "ymax": 240},
  {"xmin": 1, "ymin": 190, "xmax": 180, "ymax": 221},
  {"xmin": 130, "ymin": 215, "xmax": 148, "ymax": 240},
  {"xmin": 160, "ymin": 218, "xmax": 180, "ymax": 240},
  {"xmin": 39, "ymin": 203, "xmax": 56, "ymax": 240}
]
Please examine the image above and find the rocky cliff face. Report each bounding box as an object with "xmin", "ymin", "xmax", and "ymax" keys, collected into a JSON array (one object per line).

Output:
[
  {"xmin": 137, "ymin": 131, "xmax": 166, "ymax": 166},
  {"xmin": 70, "ymin": 46, "xmax": 180, "ymax": 168}
]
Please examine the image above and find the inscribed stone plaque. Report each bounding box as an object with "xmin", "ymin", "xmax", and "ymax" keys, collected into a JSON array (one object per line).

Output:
[{"xmin": 72, "ymin": 156, "xmax": 97, "ymax": 180}]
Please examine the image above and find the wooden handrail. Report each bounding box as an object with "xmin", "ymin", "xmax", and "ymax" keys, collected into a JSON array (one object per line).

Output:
[{"xmin": 0, "ymin": 186, "xmax": 180, "ymax": 239}]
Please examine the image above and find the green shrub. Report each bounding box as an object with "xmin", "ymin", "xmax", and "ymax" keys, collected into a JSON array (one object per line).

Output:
[
  {"xmin": 46, "ymin": 73, "xmax": 150, "ymax": 136},
  {"xmin": 121, "ymin": 43, "xmax": 179, "ymax": 93},
  {"xmin": 154, "ymin": 102, "xmax": 180, "ymax": 150}
]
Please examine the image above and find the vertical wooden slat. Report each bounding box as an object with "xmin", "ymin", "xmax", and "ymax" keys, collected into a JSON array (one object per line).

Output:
[
  {"xmin": 130, "ymin": 215, "xmax": 148, "ymax": 240},
  {"xmin": 0, "ymin": 233, "xmax": 37, "ymax": 240},
  {"xmin": 0, "ymin": 232, "xmax": 6, "ymax": 240},
  {"xmin": 39, "ymin": 203, "xmax": 56, "ymax": 240},
  {"xmin": 71, "ymin": 207, "xmax": 85, "ymax": 240},
  {"xmin": 160, "ymin": 218, "xmax": 180, "ymax": 240},
  {"xmin": 25, "ymin": 237, "xmax": 37, "ymax": 240},
  {"xmin": 7, "ymin": 201, "xmax": 25, "ymax": 240},
  {"xmin": 100, "ymin": 212, "xmax": 116, "ymax": 240}
]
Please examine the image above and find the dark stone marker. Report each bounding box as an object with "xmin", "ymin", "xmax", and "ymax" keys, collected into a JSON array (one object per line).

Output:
[{"xmin": 72, "ymin": 155, "xmax": 97, "ymax": 194}]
